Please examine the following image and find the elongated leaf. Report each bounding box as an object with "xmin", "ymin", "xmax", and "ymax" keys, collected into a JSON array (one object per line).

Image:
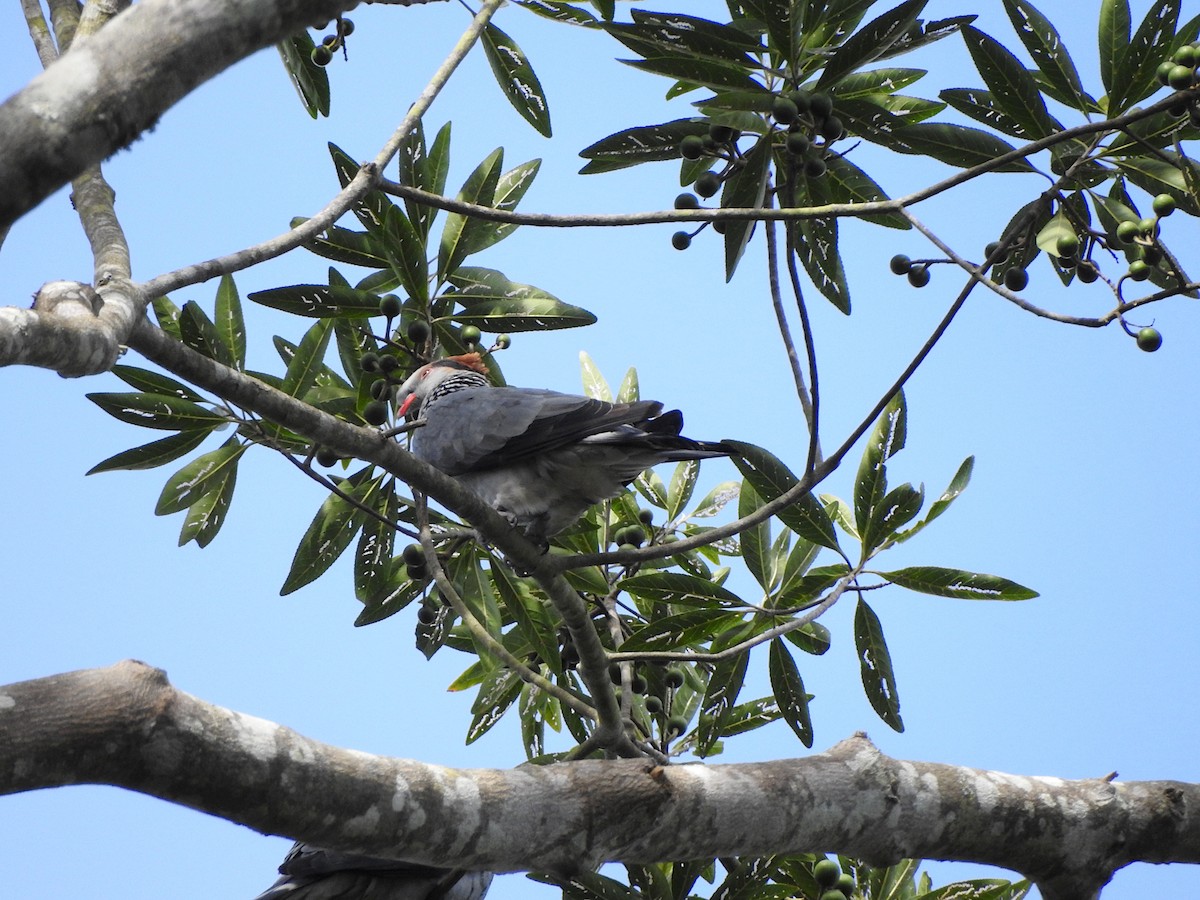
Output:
[
  {"xmin": 855, "ymin": 598, "xmax": 904, "ymax": 732},
  {"xmin": 769, "ymin": 640, "xmax": 814, "ymax": 747},
  {"xmin": 466, "ymin": 667, "xmax": 523, "ymax": 744},
  {"xmin": 578, "ymin": 119, "xmax": 709, "ymax": 173},
  {"xmin": 725, "ymin": 440, "xmax": 841, "ymax": 551},
  {"xmin": 667, "ymin": 460, "xmax": 699, "ymax": 523},
  {"xmin": 881, "ymin": 566, "xmax": 1039, "ymax": 600},
  {"xmin": 895, "ymin": 455, "xmax": 974, "ymax": 543},
  {"xmin": 1003, "ymin": 0, "xmax": 1092, "ymax": 112},
  {"xmin": 471, "ymin": 159, "xmax": 543, "ymax": 255},
  {"xmin": 87, "ymin": 429, "xmax": 211, "ymax": 475},
  {"xmin": 482, "ymin": 23, "xmax": 552, "ymax": 137},
  {"xmin": 282, "ymin": 319, "xmax": 334, "ymax": 399},
  {"xmin": 328, "ymin": 143, "xmax": 394, "ymax": 232},
  {"xmin": 620, "ymin": 572, "xmax": 745, "ymax": 607},
  {"xmin": 87, "ymin": 392, "xmax": 226, "ymax": 431},
  {"xmin": 961, "ymin": 25, "xmax": 1059, "ymax": 139},
  {"xmin": 294, "ymin": 221, "xmax": 389, "ymax": 269},
  {"xmin": 280, "ymin": 473, "xmax": 376, "ymax": 595},
  {"xmin": 697, "ymin": 651, "xmax": 749, "ymax": 756},
  {"xmin": 214, "ymin": 274, "xmax": 246, "ymax": 370},
  {"xmin": 854, "ymin": 390, "xmax": 907, "ymax": 539},
  {"xmin": 443, "ymin": 267, "xmax": 596, "ymax": 331},
  {"xmin": 863, "ymin": 482, "xmax": 924, "ymax": 553},
  {"xmin": 738, "ymin": 480, "xmax": 772, "ymax": 592},
  {"xmin": 939, "ymin": 88, "xmax": 1031, "ymax": 140},
  {"xmin": 829, "ymin": 68, "xmax": 928, "ymax": 99},
  {"xmin": 151, "ymin": 296, "xmax": 182, "ymax": 340},
  {"xmin": 885, "ymin": 122, "xmax": 1035, "ymax": 172},
  {"xmin": 1112, "ymin": 0, "xmax": 1179, "ymax": 114},
  {"xmin": 249, "ymin": 284, "xmax": 382, "ymax": 318},
  {"xmin": 823, "ymin": 155, "xmax": 909, "ymax": 229},
  {"xmin": 621, "ymin": 608, "xmax": 745, "ymax": 652},
  {"xmin": 620, "ymin": 55, "xmax": 762, "ymax": 92},
  {"xmin": 722, "ymin": 136, "xmax": 771, "ymax": 281},
  {"xmin": 277, "ymin": 33, "xmax": 330, "ymax": 118},
  {"xmin": 178, "ymin": 456, "xmax": 237, "ymax": 548},
  {"xmin": 491, "ymin": 564, "xmax": 561, "ymax": 671},
  {"xmin": 512, "ymin": 0, "xmax": 599, "ymax": 26},
  {"xmin": 111, "ymin": 365, "xmax": 204, "ymax": 402},
  {"xmin": 578, "ymin": 350, "xmax": 612, "ymax": 402},
  {"xmin": 1117, "ymin": 152, "xmax": 1200, "ymax": 216},
  {"xmin": 354, "ymin": 488, "xmax": 397, "ymax": 603},
  {"xmin": 793, "ymin": 212, "xmax": 850, "ymax": 312},
  {"xmin": 179, "ymin": 301, "xmax": 235, "ymax": 368},
  {"xmin": 354, "ymin": 575, "xmax": 424, "ymax": 627},
  {"xmin": 1099, "ymin": 0, "xmax": 1131, "ymax": 98},
  {"xmin": 380, "ymin": 205, "xmax": 429, "ymax": 305},
  {"xmin": 817, "ymin": 0, "xmax": 929, "ymax": 90},
  {"xmin": 156, "ymin": 438, "xmax": 245, "ymax": 515},
  {"xmin": 606, "ymin": 11, "xmax": 761, "ymax": 65},
  {"xmin": 439, "ymin": 148, "xmax": 504, "ymax": 280}
]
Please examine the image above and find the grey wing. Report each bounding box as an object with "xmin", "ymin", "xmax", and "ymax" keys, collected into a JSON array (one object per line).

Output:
[
  {"xmin": 252, "ymin": 842, "xmax": 492, "ymax": 900},
  {"xmin": 415, "ymin": 388, "xmax": 663, "ymax": 474}
]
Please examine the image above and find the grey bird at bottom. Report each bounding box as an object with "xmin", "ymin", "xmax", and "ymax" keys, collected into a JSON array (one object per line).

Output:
[
  {"xmin": 394, "ymin": 353, "xmax": 732, "ymax": 544},
  {"xmin": 252, "ymin": 842, "xmax": 493, "ymax": 900}
]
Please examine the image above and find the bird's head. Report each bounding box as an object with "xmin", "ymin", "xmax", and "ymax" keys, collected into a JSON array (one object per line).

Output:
[{"xmin": 395, "ymin": 353, "xmax": 490, "ymax": 417}]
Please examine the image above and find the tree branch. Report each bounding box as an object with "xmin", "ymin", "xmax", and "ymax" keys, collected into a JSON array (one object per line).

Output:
[{"xmin": 3, "ymin": 661, "xmax": 1196, "ymax": 899}]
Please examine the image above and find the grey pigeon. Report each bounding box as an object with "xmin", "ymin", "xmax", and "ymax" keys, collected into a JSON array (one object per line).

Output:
[
  {"xmin": 394, "ymin": 353, "xmax": 730, "ymax": 544},
  {"xmin": 252, "ymin": 841, "xmax": 493, "ymax": 900}
]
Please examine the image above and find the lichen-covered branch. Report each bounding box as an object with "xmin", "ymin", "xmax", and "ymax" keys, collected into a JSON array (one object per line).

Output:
[{"xmin": 2, "ymin": 661, "xmax": 1196, "ymax": 900}]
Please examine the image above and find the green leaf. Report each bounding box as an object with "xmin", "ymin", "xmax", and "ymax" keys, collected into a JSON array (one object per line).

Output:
[
  {"xmin": 354, "ymin": 576, "xmax": 424, "ymax": 627},
  {"xmin": 863, "ymin": 482, "xmax": 924, "ymax": 553},
  {"xmin": 151, "ymin": 296, "xmax": 182, "ymax": 340},
  {"xmin": 961, "ymin": 25, "xmax": 1060, "ymax": 139},
  {"xmin": 667, "ymin": 460, "xmax": 699, "ymax": 523},
  {"xmin": 334, "ymin": 318, "xmax": 374, "ymax": 387},
  {"xmin": 443, "ymin": 267, "xmax": 595, "ymax": 332},
  {"xmin": 470, "ymin": 159, "xmax": 542, "ymax": 255},
  {"xmin": 615, "ymin": 367, "xmax": 640, "ymax": 404},
  {"xmin": 823, "ymin": 154, "xmax": 910, "ymax": 230},
  {"xmin": 620, "ymin": 56, "xmax": 762, "ymax": 93},
  {"xmin": 769, "ymin": 639, "xmax": 814, "ymax": 747},
  {"xmin": 939, "ymin": 88, "xmax": 1032, "ymax": 140},
  {"xmin": 491, "ymin": 564, "xmax": 562, "ymax": 672},
  {"xmin": 854, "ymin": 598, "xmax": 904, "ymax": 732},
  {"xmin": 248, "ymin": 284, "xmax": 382, "ymax": 318},
  {"xmin": 280, "ymin": 472, "xmax": 376, "ymax": 595},
  {"xmin": 828, "ymin": 68, "xmax": 928, "ymax": 99},
  {"xmin": 881, "ymin": 566, "xmax": 1039, "ymax": 600},
  {"xmin": 697, "ymin": 652, "xmax": 749, "ymax": 756},
  {"xmin": 1099, "ymin": 0, "xmax": 1131, "ymax": 99},
  {"xmin": 86, "ymin": 429, "xmax": 211, "ymax": 475},
  {"xmin": 466, "ymin": 667, "xmax": 523, "ymax": 744},
  {"xmin": 853, "ymin": 390, "xmax": 907, "ymax": 540},
  {"xmin": 439, "ymin": 148, "xmax": 504, "ymax": 280},
  {"xmin": 578, "ymin": 119, "xmax": 710, "ymax": 173},
  {"xmin": 725, "ymin": 440, "xmax": 841, "ymax": 551},
  {"xmin": 354, "ymin": 506, "xmax": 396, "ymax": 605},
  {"xmin": 381, "ymin": 205, "xmax": 429, "ymax": 305},
  {"xmin": 885, "ymin": 122, "xmax": 1035, "ymax": 172},
  {"xmin": 214, "ymin": 274, "xmax": 246, "ymax": 370},
  {"xmin": 895, "ymin": 455, "xmax": 973, "ymax": 543},
  {"xmin": 282, "ymin": 319, "xmax": 334, "ymax": 399},
  {"xmin": 738, "ymin": 480, "xmax": 772, "ymax": 592},
  {"xmin": 620, "ymin": 572, "xmax": 746, "ymax": 607},
  {"xmin": 817, "ymin": 0, "xmax": 929, "ymax": 90},
  {"xmin": 327, "ymin": 143, "xmax": 394, "ymax": 232},
  {"xmin": 277, "ymin": 33, "xmax": 330, "ymax": 118},
  {"xmin": 294, "ymin": 221, "xmax": 389, "ymax": 269},
  {"xmin": 1003, "ymin": 0, "xmax": 1093, "ymax": 112},
  {"xmin": 605, "ymin": 11, "xmax": 762, "ymax": 66},
  {"xmin": 155, "ymin": 437, "xmax": 245, "ymax": 516},
  {"xmin": 721, "ymin": 135, "xmax": 771, "ymax": 281},
  {"xmin": 621, "ymin": 608, "xmax": 745, "ymax": 652},
  {"xmin": 482, "ymin": 22, "xmax": 552, "ymax": 137},
  {"xmin": 178, "ymin": 453, "xmax": 238, "ymax": 548},
  {"xmin": 111, "ymin": 365, "xmax": 204, "ymax": 402},
  {"xmin": 1111, "ymin": 0, "xmax": 1179, "ymax": 114},
  {"xmin": 578, "ymin": 350, "xmax": 612, "ymax": 401},
  {"xmin": 1117, "ymin": 152, "xmax": 1200, "ymax": 216},
  {"xmin": 87, "ymin": 392, "xmax": 227, "ymax": 431},
  {"xmin": 512, "ymin": 0, "xmax": 600, "ymax": 27},
  {"xmin": 179, "ymin": 301, "xmax": 235, "ymax": 368}
]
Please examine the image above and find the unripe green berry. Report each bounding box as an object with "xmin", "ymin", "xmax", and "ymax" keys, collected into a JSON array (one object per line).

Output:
[
  {"xmin": 379, "ymin": 294, "xmax": 402, "ymax": 318},
  {"xmin": 406, "ymin": 319, "xmax": 431, "ymax": 345},
  {"xmin": 1004, "ymin": 267, "xmax": 1029, "ymax": 291},
  {"xmin": 460, "ymin": 324, "xmax": 481, "ymax": 345},
  {"xmin": 1152, "ymin": 193, "xmax": 1176, "ymax": 216},
  {"xmin": 810, "ymin": 92, "xmax": 834, "ymax": 119},
  {"xmin": 666, "ymin": 715, "xmax": 688, "ymax": 738},
  {"xmin": 814, "ymin": 858, "xmax": 842, "ymax": 888},
  {"xmin": 772, "ymin": 96, "xmax": 799, "ymax": 124},
  {"xmin": 379, "ymin": 354, "xmax": 400, "ymax": 374},
  {"xmin": 402, "ymin": 543, "xmax": 425, "ymax": 566},
  {"xmin": 835, "ymin": 874, "xmax": 856, "ymax": 894},
  {"xmin": 1158, "ymin": 60, "xmax": 1179, "ymax": 85},
  {"xmin": 1116, "ymin": 220, "xmax": 1140, "ymax": 244},
  {"xmin": 638, "ymin": 508, "xmax": 654, "ymax": 526},
  {"xmin": 708, "ymin": 124, "xmax": 735, "ymax": 143},
  {"xmin": 787, "ymin": 89, "xmax": 812, "ymax": 114},
  {"xmin": 819, "ymin": 891, "xmax": 848, "ymax": 900},
  {"xmin": 786, "ymin": 131, "xmax": 811, "ymax": 155},
  {"xmin": 679, "ymin": 134, "xmax": 705, "ymax": 160},
  {"xmin": 494, "ymin": 333, "xmax": 512, "ymax": 350},
  {"xmin": 1172, "ymin": 44, "xmax": 1198, "ymax": 67},
  {"xmin": 803, "ymin": 155, "xmax": 827, "ymax": 178},
  {"xmin": 1128, "ymin": 259, "xmax": 1152, "ymax": 281},
  {"xmin": 907, "ymin": 264, "xmax": 930, "ymax": 288},
  {"xmin": 645, "ymin": 696, "xmax": 663, "ymax": 714},
  {"xmin": 1139, "ymin": 217, "xmax": 1158, "ymax": 236},
  {"xmin": 360, "ymin": 351, "xmax": 380, "ymax": 372},
  {"xmin": 1137, "ymin": 326, "xmax": 1162, "ymax": 351},
  {"xmin": 370, "ymin": 378, "xmax": 391, "ymax": 400},
  {"xmin": 1056, "ymin": 233, "xmax": 1079, "ymax": 258},
  {"xmin": 1168, "ymin": 64, "xmax": 1195, "ymax": 91},
  {"xmin": 664, "ymin": 668, "xmax": 685, "ymax": 689}
]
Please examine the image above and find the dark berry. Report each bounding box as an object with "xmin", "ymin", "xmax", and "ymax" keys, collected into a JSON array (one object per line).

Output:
[
  {"xmin": 402, "ymin": 543, "xmax": 425, "ymax": 566},
  {"xmin": 630, "ymin": 674, "xmax": 648, "ymax": 694},
  {"xmin": 787, "ymin": 89, "xmax": 812, "ymax": 114},
  {"xmin": 362, "ymin": 400, "xmax": 389, "ymax": 426},
  {"xmin": 315, "ymin": 447, "xmax": 339, "ymax": 467},
  {"xmin": 803, "ymin": 155, "xmax": 827, "ymax": 178},
  {"xmin": 379, "ymin": 294, "xmax": 402, "ymax": 318},
  {"xmin": 889, "ymin": 254, "xmax": 912, "ymax": 275},
  {"xmin": 406, "ymin": 319, "xmax": 430, "ymax": 345},
  {"xmin": 1004, "ymin": 267, "xmax": 1029, "ymax": 291},
  {"xmin": 674, "ymin": 192, "xmax": 700, "ymax": 210},
  {"xmin": 1076, "ymin": 261, "xmax": 1099, "ymax": 283},
  {"xmin": 810, "ymin": 92, "xmax": 834, "ymax": 119},
  {"xmin": 638, "ymin": 508, "xmax": 654, "ymax": 525},
  {"xmin": 339, "ymin": 17, "xmax": 355, "ymax": 36},
  {"xmin": 406, "ymin": 563, "xmax": 427, "ymax": 582},
  {"xmin": 370, "ymin": 378, "xmax": 391, "ymax": 400},
  {"xmin": 379, "ymin": 354, "xmax": 400, "ymax": 374},
  {"xmin": 360, "ymin": 352, "xmax": 380, "ymax": 373},
  {"xmin": 416, "ymin": 604, "xmax": 437, "ymax": 624},
  {"xmin": 771, "ymin": 96, "xmax": 799, "ymax": 125},
  {"xmin": 907, "ymin": 264, "xmax": 930, "ymax": 288},
  {"xmin": 311, "ymin": 45, "xmax": 333, "ymax": 66},
  {"xmin": 695, "ymin": 171, "xmax": 722, "ymax": 198},
  {"xmin": 786, "ymin": 131, "xmax": 811, "ymax": 156},
  {"xmin": 664, "ymin": 668, "xmax": 685, "ymax": 689},
  {"xmin": 666, "ymin": 716, "xmax": 688, "ymax": 738},
  {"xmin": 820, "ymin": 116, "xmax": 844, "ymax": 141},
  {"xmin": 680, "ymin": 134, "xmax": 705, "ymax": 160},
  {"xmin": 645, "ymin": 696, "xmax": 663, "ymax": 714},
  {"xmin": 708, "ymin": 124, "xmax": 735, "ymax": 143},
  {"xmin": 671, "ymin": 231, "xmax": 691, "ymax": 250}
]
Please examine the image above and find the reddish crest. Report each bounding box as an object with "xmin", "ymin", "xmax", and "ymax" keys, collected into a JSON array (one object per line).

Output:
[{"xmin": 445, "ymin": 352, "xmax": 489, "ymax": 376}]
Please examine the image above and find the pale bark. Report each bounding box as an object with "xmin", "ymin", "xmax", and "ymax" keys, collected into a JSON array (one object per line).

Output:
[{"xmin": 1, "ymin": 661, "xmax": 1196, "ymax": 900}]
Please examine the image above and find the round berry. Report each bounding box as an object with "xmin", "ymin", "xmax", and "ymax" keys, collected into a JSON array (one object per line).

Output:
[
  {"xmin": 1004, "ymin": 267, "xmax": 1029, "ymax": 291},
  {"xmin": 362, "ymin": 400, "xmax": 389, "ymax": 426},
  {"xmin": 819, "ymin": 891, "xmax": 848, "ymax": 900},
  {"xmin": 772, "ymin": 96, "xmax": 800, "ymax": 125},
  {"xmin": 460, "ymin": 324, "xmax": 481, "ymax": 345},
  {"xmin": 820, "ymin": 115, "xmax": 844, "ymax": 141},
  {"xmin": 406, "ymin": 319, "xmax": 430, "ymax": 345},
  {"xmin": 402, "ymin": 543, "xmax": 425, "ymax": 566},
  {"xmin": 671, "ymin": 231, "xmax": 691, "ymax": 251},
  {"xmin": 803, "ymin": 155, "xmax": 827, "ymax": 178},
  {"xmin": 810, "ymin": 92, "xmax": 834, "ymax": 119},
  {"xmin": 708, "ymin": 124, "xmax": 735, "ymax": 143},
  {"xmin": 379, "ymin": 354, "xmax": 400, "ymax": 374},
  {"xmin": 494, "ymin": 333, "xmax": 512, "ymax": 350},
  {"xmin": 315, "ymin": 447, "xmax": 339, "ymax": 467},
  {"xmin": 339, "ymin": 17, "xmax": 355, "ymax": 36},
  {"xmin": 1056, "ymin": 233, "xmax": 1079, "ymax": 258},
  {"xmin": 359, "ymin": 352, "xmax": 380, "ymax": 373},
  {"xmin": 379, "ymin": 295, "xmax": 402, "ymax": 319},
  {"xmin": 984, "ymin": 241, "xmax": 1007, "ymax": 262},
  {"xmin": 1139, "ymin": 216, "xmax": 1158, "ymax": 236},
  {"xmin": 416, "ymin": 604, "xmax": 437, "ymax": 625},
  {"xmin": 1116, "ymin": 220, "xmax": 1140, "ymax": 244},
  {"xmin": 630, "ymin": 674, "xmax": 648, "ymax": 694},
  {"xmin": 1173, "ymin": 44, "xmax": 1198, "ymax": 67},
  {"xmin": 889, "ymin": 254, "xmax": 912, "ymax": 275},
  {"xmin": 310, "ymin": 45, "xmax": 332, "ymax": 66},
  {"xmin": 787, "ymin": 89, "xmax": 812, "ymax": 114},
  {"xmin": 645, "ymin": 696, "xmax": 663, "ymax": 714},
  {"xmin": 666, "ymin": 716, "xmax": 688, "ymax": 738},
  {"xmin": 638, "ymin": 508, "xmax": 654, "ymax": 525},
  {"xmin": 370, "ymin": 378, "xmax": 391, "ymax": 400},
  {"xmin": 1168, "ymin": 64, "xmax": 1195, "ymax": 91},
  {"xmin": 814, "ymin": 858, "xmax": 842, "ymax": 888},
  {"xmin": 695, "ymin": 171, "xmax": 722, "ymax": 198},
  {"xmin": 674, "ymin": 192, "xmax": 700, "ymax": 210},
  {"xmin": 786, "ymin": 131, "xmax": 811, "ymax": 156},
  {"xmin": 1076, "ymin": 261, "xmax": 1099, "ymax": 283},
  {"xmin": 907, "ymin": 264, "xmax": 930, "ymax": 288},
  {"xmin": 679, "ymin": 134, "xmax": 705, "ymax": 160},
  {"xmin": 664, "ymin": 668, "xmax": 685, "ymax": 689},
  {"xmin": 1136, "ymin": 326, "xmax": 1162, "ymax": 352},
  {"xmin": 835, "ymin": 874, "xmax": 856, "ymax": 894},
  {"xmin": 1128, "ymin": 259, "xmax": 1152, "ymax": 281},
  {"xmin": 1158, "ymin": 59, "xmax": 1179, "ymax": 85},
  {"xmin": 1152, "ymin": 193, "xmax": 1176, "ymax": 216}
]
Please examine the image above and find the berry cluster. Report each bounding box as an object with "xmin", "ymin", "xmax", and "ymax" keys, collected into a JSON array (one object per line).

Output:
[
  {"xmin": 1157, "ymin": 41, "xmax": 1200, "ymax": 95},
  {"xmin": 813, "ymin": 857, "xmax": 857, "ymax": 900},
  {"xmin": 309, "ymin": 17, "xmax": 354, "ymax": 67}
]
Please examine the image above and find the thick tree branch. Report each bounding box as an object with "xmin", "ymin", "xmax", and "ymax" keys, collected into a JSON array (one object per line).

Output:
[{"xmin": 2, "ymin": 662, "xmax": 1196, "ymax": 900}]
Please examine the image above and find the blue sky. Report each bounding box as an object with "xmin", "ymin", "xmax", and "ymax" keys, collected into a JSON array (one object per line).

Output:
[{"xmin": 2, "ymin": 1, "xmax": 1198, "ymax": 898}]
